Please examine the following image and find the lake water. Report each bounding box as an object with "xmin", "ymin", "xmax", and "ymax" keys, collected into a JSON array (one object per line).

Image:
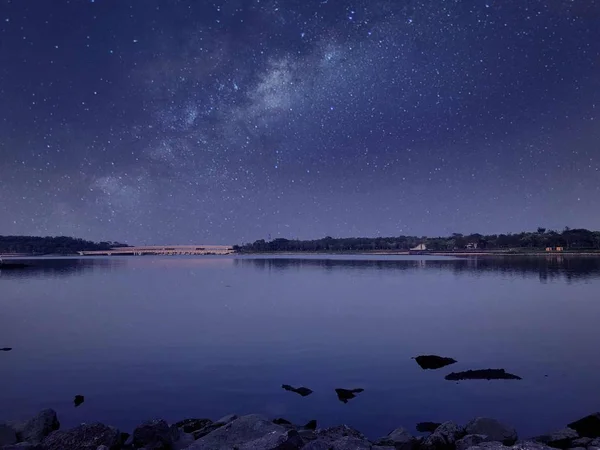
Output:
[{"xmin": 2, "ymin": 254, "xmax": 600, "ymax": 439}]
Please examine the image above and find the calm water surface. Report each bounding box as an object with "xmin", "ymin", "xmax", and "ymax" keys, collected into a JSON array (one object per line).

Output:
[{"xmin": 2, "ymin": 255, "xmax": 600, "ymax": 438}]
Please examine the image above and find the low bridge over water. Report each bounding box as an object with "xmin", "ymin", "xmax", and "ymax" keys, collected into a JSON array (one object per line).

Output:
[{"xmin": 79, "ymin": 245, "xmax": 234, "ymax": 256}]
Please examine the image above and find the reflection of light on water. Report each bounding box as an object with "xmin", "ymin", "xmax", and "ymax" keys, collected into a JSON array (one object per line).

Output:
[{"xmin": 126, "ymin": 256, "xmax": 235, "ymax": 269}]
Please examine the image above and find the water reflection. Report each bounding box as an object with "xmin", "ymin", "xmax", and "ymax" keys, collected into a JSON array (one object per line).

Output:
[
  {"xmin": 0, "ymin": 258, "xmax": 125, "ymax": 280},
  {"xmin": 234, "ymin": 255, "xmax": 600, "ymax": 283}
]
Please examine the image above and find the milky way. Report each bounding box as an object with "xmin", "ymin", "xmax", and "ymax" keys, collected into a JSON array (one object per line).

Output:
[{"xmin": 1, "ymin": 0, "xmax": 599, "ymax": 244}]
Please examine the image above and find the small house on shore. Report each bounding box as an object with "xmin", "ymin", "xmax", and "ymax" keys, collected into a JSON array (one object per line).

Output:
[{"xmin": 409, "ymin": 243, "xmax": 428, "ymax": 255}]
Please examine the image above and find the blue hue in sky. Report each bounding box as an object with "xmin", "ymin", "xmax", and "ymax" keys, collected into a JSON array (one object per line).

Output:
[{"xmin": 0, "ymin": 0, "xmax": 599, "ymax": 244}]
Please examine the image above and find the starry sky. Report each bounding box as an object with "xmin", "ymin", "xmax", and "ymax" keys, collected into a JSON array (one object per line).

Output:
[{"xmin": 1, "ymin": 0, "xmax": 599, "ymax": 245}]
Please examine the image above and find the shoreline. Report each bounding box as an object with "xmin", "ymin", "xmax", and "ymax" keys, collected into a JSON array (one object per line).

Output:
[{"xmin": 2, "ymin": 409, "xmax": 599, "ymax": 450}]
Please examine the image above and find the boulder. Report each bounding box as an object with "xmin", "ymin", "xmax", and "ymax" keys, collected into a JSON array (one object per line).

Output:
[
  {"xmin": 330, "ymin": 436, "xmax": 373, "ymax": 449},
  {"xmin": 1, "ymin": 444, "xmax": 44, "ymax": 450},
  {"xmin": 237, "ymin": 429, "xmax": 304, "ymax": 449},
  {"xmin": 42, "ymin": 423, "xmax": 120, "ymax": 450},
  {"xmin": 375, "ymin": 427, "xmax": 417, "ymax": 450},
  {"xmin": 175, "ymin": 418, "xmax": 213, "ymax": 434},
  {"xmin": 422, "ymin": 421, "xmax": 465, "ymax": 450},
  {"xmin": 302, "ymin": 441, "xmax": 331, "ymax": 450},
  {"xmin": 0, "ymin": 424, "xmax": 18, "ymax": 446},
  {"xmin": 417, "ymin": 423, "xmax": 442, "ymax": 433},
  {"xmin": 132, "ymin": 419, "xmax": 177, "ymax": 449},
  {"xmin": 172, "ymin": 432, "xmax": 195, "ymax": 450},
  {"xmin": 467, "ymin": 442, "xmax": 554, "ymax": 450},
  {"xmin": 590, "ymin": 439, "xmax": 600, "ymax": 447},
  {"xmin": 304, "ymin": 420, "xmax": 318, "ymax": 431},
  {"xmin": 272, "ymin": 418, "xmax": 293, "ymax": 427},
  {"xmin": 17, "ymin": 409, "xmax": 60, "ymax": 443},
  {"xmin": 456, "ymin": 434, "xmax": 488, "ymax": 450},
  {"xmin": 315, "ymin": 425, "xmax": 366, "ymax": 444},
  {"xmin": 533, "ymin": 428, "xmax": 579, "ymax": 449},
  {"xmin": 465, "ymin": 418, "xmax": 517, "ymax": 445},
  {"xmin": 414, "ymin": 355, "xmax": 457, "ymax": 370},
  {"xmin": 191, "ymin": 415, "xmax": 238, "ymax": 440},
  {"xmin": 185, "ymin": 414, "xmax": 286, "ymax": 449},
  {"xmin": 570, "ymin": 437, "xmax": 591, "ymax": 447},
  {"xmin": 568, "ymin": 413, "xmax": 600, "ymax": 438}
]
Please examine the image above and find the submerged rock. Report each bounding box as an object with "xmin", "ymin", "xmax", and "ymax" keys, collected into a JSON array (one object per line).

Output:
[
  {"xmin": 132, "ymin": 419, "xmax": 177, "ymax": 449},
  {"xmin": 282, "ymin": 384, "xmax": 313, "ymax": 397},
  {"xmin": 533, "ymin": 427, "xmax": 579, "ymax": 448},
  {"xmin": 335, "ymin": 388, "xmax": 365, "ymax": 403},
  {"xmin": 375, "ymin": 426, "xmax": 417, "ymax": 450},
  {"xmin": 445, "ymin": 369, "xmax": 522, "ymax": 381},
  {"xmin": 414, "ymin": 355, "xmax": 457, "ymax": 370},
  {"xmin": 421, "ymin": 421, "xmax": 465, "ymax": 450},
  {"xmin": 16, "ymin": 409, "xmax": 60, "ymax": 443},
  {"xmin": 0, "ymin": 347, "xmax": 12, "ymax": 352},
  {"xmin": 42, "ymin": 423, "xmax": 120, "ymax": 450},
  {"xmin": 186, "ymin": 414, "xmax": 286, "ymax": 450},
  {"xmin": 73, "ymin": 395, "xmax": 85, "ymax": 408},
  {"xmin": 568, "ymin": 413, "xmax": 600, "ymax": 438},
  {"xmin": 465, "ymin": 418, "xmax": 518, "ymax": 445},
  {"xmin": 417, "ymin": 423, "xmax": 443, "ymax": 433}
]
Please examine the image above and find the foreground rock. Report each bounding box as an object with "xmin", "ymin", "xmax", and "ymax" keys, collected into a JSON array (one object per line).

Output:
[
  {"xmin": 42, "ymin": 423, "xmax": 120, "ymax": 450},
  {"xmin": 335, "ymin": 388, "xmax": 365, "ymax": 403},
  {"xmin": 315, "ymin": 425, "xmax": 367, "ymax": 445},
  {"xmin": 465, "ymin": 418, "xmax": 518, "ymax": 445},
  {"xmin": 13, "ymin": 409, "xmax": 60, "ymax": 444},
  {"xmin": 456, "ymin": 434, "xmax": 489, "ymax": 450},
  {"xmin": 417, "ymin": 422, "xmax": 443, "ymax": 433},
  {"xmin": 445, "ymin": 369, "xmax": 522, "ymax": 381},
  {"xmin": 0, "ymin": 424, "xmax": 17, "ymax": 446},
  {"xmin": 185, "ymin": 414, "xmax": 288, "ymax": 449},
  {"xmin": 282, "ymin": 384, "xmax": 313, "ymax": 397},
  {"xmin": 421, "ymin": 421, "xmax": 465, "ymax": 450},
  {"xmin": 568, "ymin": 413, "xmax": 600, "ymax": 438},
  {"xmin": 174, "ymin": 418, "xmax": 212, "ymax": 434},
  {"xmin": 532, "ymin": 427, "xmax": 579, "ymax": 449},
  {"xmin": 189, "ymin": 415, "xmax": 237, "ymax": 440},
  {"xmin": 132, "ymin": 419, "xmax": 179, "ymax": 449},
  {"xmin": 414, "ymin": 355, "xmax": 457, "ymax": 370},
  {"xmin": 374, "ymin": 426, "xmax": 417, "ymax": 449},
  {"xmin": 467, "ymin": 441, "xmax": 554, "ymax": 450}
]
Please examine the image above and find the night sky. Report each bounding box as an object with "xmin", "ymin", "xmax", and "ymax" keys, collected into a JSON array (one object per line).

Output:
[{"xmin": 1, "ymin": 0, "xmax": 599, "ymax": 245}]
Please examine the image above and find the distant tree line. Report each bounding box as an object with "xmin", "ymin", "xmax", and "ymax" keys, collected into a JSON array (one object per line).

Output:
[
  {"xmin": 234, "ymin": 228, "xmax": 600, "ymax": 253},
  {"xmin": 0, "ymin": 235, "xmax": 129, "ymax": 255}
]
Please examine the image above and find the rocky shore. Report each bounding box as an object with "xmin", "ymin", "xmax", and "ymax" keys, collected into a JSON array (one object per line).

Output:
[{"xmin": 2, "ymin": 409, "xmax": 600, "ymax": 450}]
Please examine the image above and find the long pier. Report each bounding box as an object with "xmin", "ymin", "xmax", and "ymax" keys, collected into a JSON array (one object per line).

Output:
[{"xmin": 79, "ymin": 245, "xmax": 234, "ymax": 256}]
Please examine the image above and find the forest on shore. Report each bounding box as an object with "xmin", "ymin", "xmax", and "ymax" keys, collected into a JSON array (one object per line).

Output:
[
  {"xmin": 234, "ymin": 228, "xmax": 600, "ymax": 253},
  {"xmin": 0, "ymin": 236, "xmax": 128, "ymax": 255}
]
